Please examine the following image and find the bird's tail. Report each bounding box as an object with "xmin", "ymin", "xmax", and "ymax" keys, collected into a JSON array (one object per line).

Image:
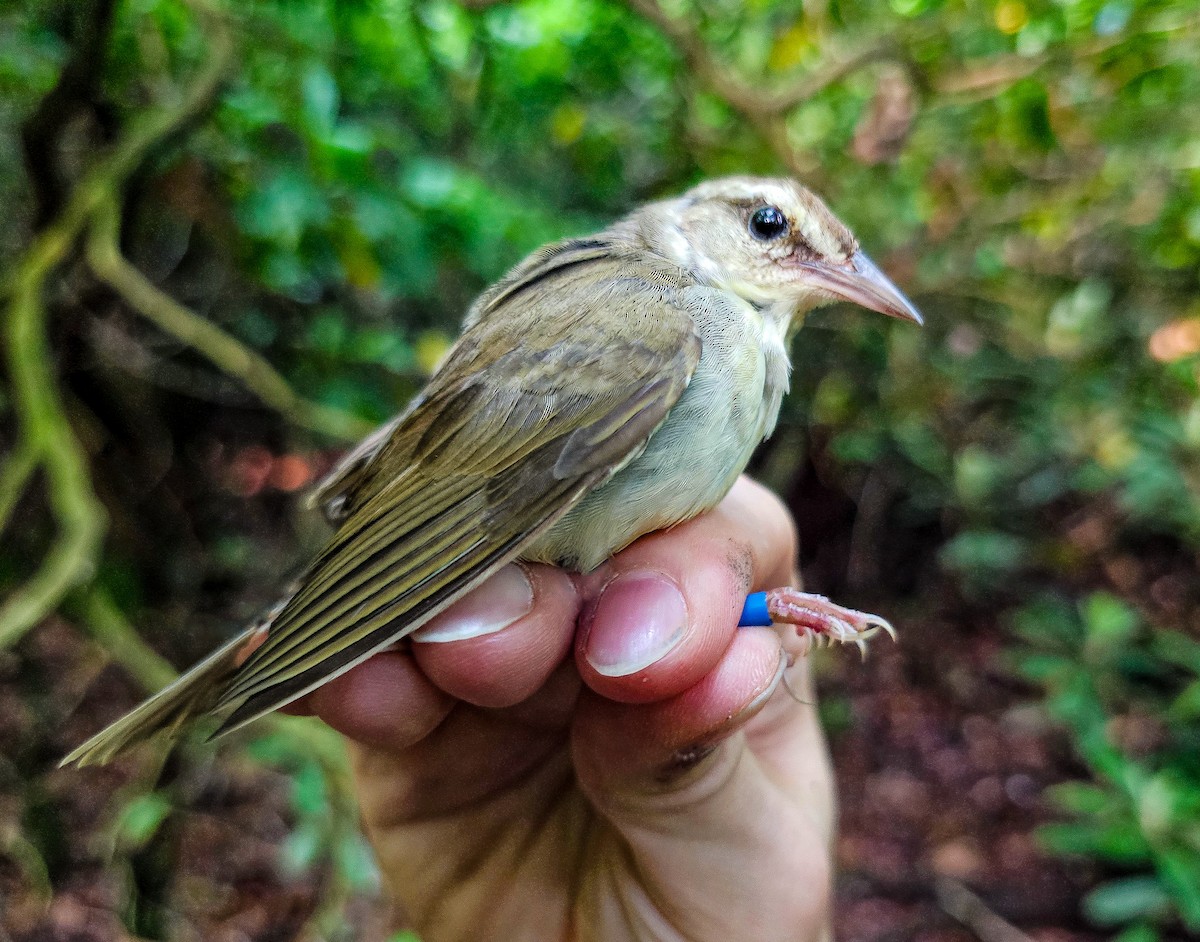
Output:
[{"xmin": 60, "ymin": 624, "xmax": 266, "ymax": 768}]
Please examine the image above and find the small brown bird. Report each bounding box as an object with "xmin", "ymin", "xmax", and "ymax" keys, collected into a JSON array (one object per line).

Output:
[{"xmin": 64, "ymin": 176, "xmax": 922, "ymax": 766}]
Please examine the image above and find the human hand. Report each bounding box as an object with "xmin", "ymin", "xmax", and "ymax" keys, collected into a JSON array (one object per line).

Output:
[{"xmin": 292, "ymin": 476, "xmax": 836, "ymax": 942}]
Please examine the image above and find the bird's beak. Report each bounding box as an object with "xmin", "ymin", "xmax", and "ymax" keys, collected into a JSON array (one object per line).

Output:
[{"xmin": 799, "ymin": 250, "xmax": 924, "ymax": 325}]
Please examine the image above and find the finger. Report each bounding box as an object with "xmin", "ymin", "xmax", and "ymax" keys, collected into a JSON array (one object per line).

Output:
[
  {"xmin": 412, "ymin": 563, "xmax": 580, "ymax": 708},
  {"xmin": 351, "ymin": 675, "xmax": 578, "ymax": 823},
  {"xmin": 573, "ymin": 626, "xmax": 785, "ymax": 778},
  {"xmin": 293, "ymin": 560, "xmax": 575, "ymax": 733},
  {"xmin": 298, "ymin": 649, "xmax": 455, "ymax": 753},
  {"xmin": 575, "ymin": 476, "xmax": 798, "ymax": 704},
  {"xmin": 572, "ymin": 626, "xmax": 831, "ymax": 940},
  {"xmin": 593, "ymin": 476, "xmax": 834, "ymax": 840},
  {"xmin": 711, "ymin": 475, "xmax": 799, "ymax": 590},
  {"xmin": 743, "ymin": 658, "xmax": 838, "ymax": 847}
]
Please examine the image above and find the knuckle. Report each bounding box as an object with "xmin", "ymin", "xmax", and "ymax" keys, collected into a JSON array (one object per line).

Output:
[{"xmin": 737, "ymin": 476, "xmax": 799, "ymax": 578}]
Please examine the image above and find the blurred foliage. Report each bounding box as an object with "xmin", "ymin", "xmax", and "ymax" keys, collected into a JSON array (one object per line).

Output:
[
  {"xmin": 2, "ymin": 0, "xmax": 1200, "ymax": 938},
  {"xmin": 1012, "ymin": 593, "xmax": 1200, "ymax": 937}
]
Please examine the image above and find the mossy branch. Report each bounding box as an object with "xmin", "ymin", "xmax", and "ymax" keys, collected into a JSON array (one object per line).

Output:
[
  {"xmin": 625, "ymin": 0, "xmax": 896, "ymax": 119},
  {"xmin": 623, "ymin": 0, "xmax": 898, "ymax": 178},
  {"xmin": 0, "ymin": 276, "xmax": 108, "ymax": 649},
  {"xmin": 0, "ymin": 1, "xmax": 233, "ymax": 650},
  {"xmin": 0, "ymin": 439, "xmax": 39, "ymax": 536},
  {"xmin": 78, "ymin": 587, "xmax": 179, "ymax": 693},
  {"xmin": 86, "ymin": 198, "xmax": 372, "ymax": 442}
]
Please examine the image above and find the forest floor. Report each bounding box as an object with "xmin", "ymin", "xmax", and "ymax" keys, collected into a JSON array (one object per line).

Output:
[{"xmin": 829, "ymin": 614, "xmax": 1101, "ymax": 942}]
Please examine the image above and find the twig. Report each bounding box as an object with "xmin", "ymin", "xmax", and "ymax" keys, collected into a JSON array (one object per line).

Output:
[
  {"xmin": 623, "ymin": 0, "xmax": 897, "ymax": 180},
  {"xmin": 20, "ymin": 0, "xmax": 120, "ymax": 227},
  {"xmin": 933, "ymin": 53, "xmax": 1048, "ymax": 97},
  {"xmin": 768, "ymin": 40, "xmax": 900, "ymax": 112},
  {"xmin": 935, "ymin": 876, "xmax": 1039, "ymax": 942},
  {"xmin": 625, "ymin": 0, "xmax": 765, "ymax": 116},
  {"xmin": 934, "ymin": 9, "xmax": 1200, "ymax": 99},
  {"xmin": 0, "ymin": 0, "xmax": 234, "ymax": 650},
  {"xmin": 76, "ymin": 587, "xmax": 179, "ymax": 693},
  {"xmin": 1, "ymin": 4, "xmax": 232, "ymax": 304},
  {"xmin": 625, "ymin": 0, "xmax": 893, "ymax": 117},
  {"xmin": 86, "ymin": 196, "xmax": 372, "ymax": 442},
  {"xmin": 0, "ymin": 276, "xmax": 107, "ymax": 650},
  {"xmin": 0, "ymin": 440, "xmax": 39, "ymax": 537}
]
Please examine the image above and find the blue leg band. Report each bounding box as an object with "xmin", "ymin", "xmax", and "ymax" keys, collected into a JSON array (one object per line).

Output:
[{"xmin": 738, "ymin": 591, "xmax": 771, "ymax": 627}]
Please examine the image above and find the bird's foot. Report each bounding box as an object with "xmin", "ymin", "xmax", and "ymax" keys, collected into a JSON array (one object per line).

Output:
[{"xmin": 740, "ymin": 589, "xmax": 896, "ymax": 659}]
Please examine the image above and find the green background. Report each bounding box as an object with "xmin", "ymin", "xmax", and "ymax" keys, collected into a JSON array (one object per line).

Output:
[{"xmin": 1, "ymin": 0, "xmax": 1199, "ymax": 939}]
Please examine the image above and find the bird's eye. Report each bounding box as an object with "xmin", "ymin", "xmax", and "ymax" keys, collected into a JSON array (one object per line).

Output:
[{"xmin": 748, "ymin": 206, "xmax": 789, "ymax": 241}]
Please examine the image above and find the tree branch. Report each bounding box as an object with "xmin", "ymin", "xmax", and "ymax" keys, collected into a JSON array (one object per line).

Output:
[
  {"xmin": 623, "ymin": 0, "xmax": 897, "ymax": 180},
  {"xmin": 0, "ymin": 439, "xmax": 39, "ymax": 537},
  {"xmin": 0, "ymin": 275, "xmax": 107, "ymax": 649},
  {"xmin": 77, "ymin": 587, "xmax": 179, "ymax": 693},
  {"xmin": 86, "ymin": 197, "xmax": 372, "ymax": 441},
  {"xmin": 933, "ymin": 8, "xmax": 1200, "ymax": 99},
  {"xmin": 3, "ymin": 3, "xmax": 233, "ymax": 303},
  {"xmin": 20, "ymin": 0, "xmax": 119, "ymax": 227},
  {"xmin": 770, "ymin": 40, "xmax": 900, "ymax": 112},
  {"xmin": 625, "ymin": 0, "xmax": 769, "ymax": 116},
  {"xmin": 0, "ymin": 0, "xmax": 234, "ymax": 651},
  {"xmin": 935, "ymin": 877, "xmax": 1039, "ymax": 942},
  {"xmin": 625, "ymin": 0, "xmax": 894, "ymax": 116}
]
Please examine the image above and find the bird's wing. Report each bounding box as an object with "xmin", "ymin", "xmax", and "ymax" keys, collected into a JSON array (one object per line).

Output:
[
  {"xmin": 212, "ymin": 243, "xmax": 701, "ymax": 733},
  {"xmin": 306, "ymin": 413, "xmax": 405, "ymax": 524},
  {"xmin": 307, "ymin": 237, "xmax": 618, "ymax": 522}
]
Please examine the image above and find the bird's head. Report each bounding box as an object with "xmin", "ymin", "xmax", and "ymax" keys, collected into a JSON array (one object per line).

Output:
[{"xmin": 636, "ymin": 176, "xmax": 922, "ymax": 329}]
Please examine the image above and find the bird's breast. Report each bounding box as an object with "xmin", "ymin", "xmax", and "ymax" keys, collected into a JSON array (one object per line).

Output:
[{"xmin": 527, "ymin": 290, "xmax": 790, "ymax": 572}]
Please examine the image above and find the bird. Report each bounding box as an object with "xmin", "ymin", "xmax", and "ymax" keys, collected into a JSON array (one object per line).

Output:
[{"xmin": 63, "ymin": 175, "xmax": 922, "ymax": 767}]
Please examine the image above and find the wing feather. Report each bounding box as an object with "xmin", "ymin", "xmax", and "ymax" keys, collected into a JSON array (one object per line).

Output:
[{"xmin": 216, "ymin": 470, "xmax": 587, "ymax": 730}]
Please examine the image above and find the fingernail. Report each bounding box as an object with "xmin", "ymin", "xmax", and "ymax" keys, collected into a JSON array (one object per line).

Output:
[
  {"xmin": 414, "ymin": 564, "xmax": 533, "ymax": 643},
  {"xmin": 736, "ymin": 646, "xmax": 790, "ymax": 718},
  {"xmin": 584, "ymin": 570, "xmax": 688, "ymax": 677}
]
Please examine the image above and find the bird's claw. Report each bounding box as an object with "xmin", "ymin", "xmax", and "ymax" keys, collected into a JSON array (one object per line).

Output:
[{"xmin": 763, "ymin": 588, "xmax": 897, "ymax": 658}]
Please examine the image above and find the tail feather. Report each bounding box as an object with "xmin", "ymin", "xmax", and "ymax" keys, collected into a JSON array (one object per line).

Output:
[{"xmin": 60, "ymin": 626, "xmax": 260, "ymax": 767}]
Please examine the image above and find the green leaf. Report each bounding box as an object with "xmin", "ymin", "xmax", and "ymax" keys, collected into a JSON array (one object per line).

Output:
[
  {"xmin": 306, "ymin": 312, "xmax": 349, "ymax": 354},
  {"xmin": 1155, "ymin": 846, "xmax": 1200, "ymax": 929},
  {"xmin": 888, "ymin": 0, "xmax": 942, "ymax": 19},
  {"xmin": 1012, "ymin": 651, "xmax": 1078, "ymax": 684},
  {"xmin": 1153, "ymin": 632, "xmax": 1200, "ymax": 674},
  {"xmin": 1168, "ymin": 679, "xmax": 1200, "ymax": 720},
  {"xmin": 1037, "ymin": 821, "xmax": 1152, "ymax": 864},
  {"xmin": 939, "ymin": 530, "xmax": 1030, "ymax": 575},
  {"xmin": 1112, "ymin": 924, "xmax": 1159, "ymax": 942},
  {"xmin": 336, "ymin": 832, "xmax": 381, "ymax": 890},
  {"xmin": 1081, "ymin": 592, "xmax": 1139, "ymax": 651},
  {"xmin": 116, "ymin": 793, "xmax": 172, "ymax": 851},
  {"xmin": 1045, "ymin": 781, "xmax": 1115, "ymax": 817},
  {"xmin": 281, "ymin": 822, "xmax": 324, "ymax": 874},
  {"xmin": 291, "ymin": 761, "xmax": 328, "ymax": 817},
  {"xmin": 302, "ymin": 64, "xmax": 340, "ymax": 132},
  {"xmin": 1082, "ymin": 876, "xmax": 1171, "ymax": 927},
  {"xmin": 829, "ymin": 428, "xmax": 885, "ymax": 464},
  {"xmin": 1009, "ymin": 594, "xmax": 1082, "ymax": 649},
  {"xmin": 953, "ymin": 444, "xmax": 1005, "ymax": 503}
]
